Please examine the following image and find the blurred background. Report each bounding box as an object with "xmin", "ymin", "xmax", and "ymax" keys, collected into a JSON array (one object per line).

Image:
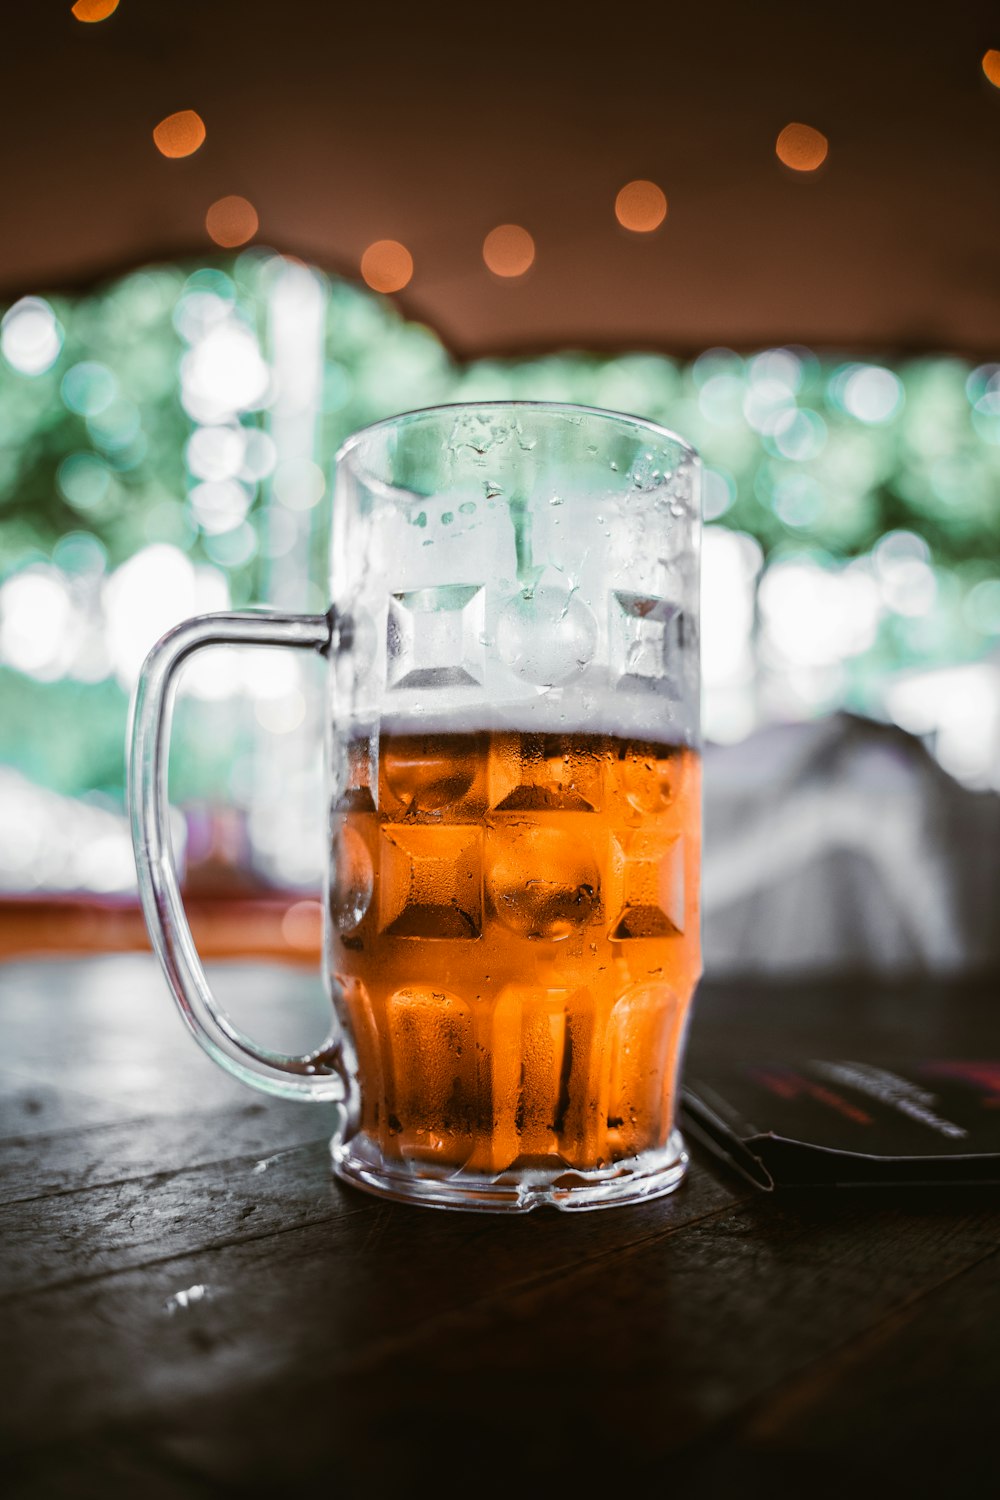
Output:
[{"xmin": 1, "ymin": 1, "xmax": 997, "ymax": 972}]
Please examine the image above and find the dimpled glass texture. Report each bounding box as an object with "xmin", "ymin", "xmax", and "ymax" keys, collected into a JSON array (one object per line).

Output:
[{"xmin": 326, "ymin": 403, "xmax": 701, "ymax": 1211}]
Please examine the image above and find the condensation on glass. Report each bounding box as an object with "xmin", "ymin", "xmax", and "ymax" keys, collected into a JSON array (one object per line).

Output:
[{"xmin": 130, "ymin": 402, "xmax": 702, "ymax": 1212}]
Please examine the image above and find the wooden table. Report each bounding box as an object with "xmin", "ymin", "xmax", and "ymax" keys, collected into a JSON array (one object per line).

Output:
[{"xmin": 3, "ymin": 954, "xmax": 998, "ymax": 1497}]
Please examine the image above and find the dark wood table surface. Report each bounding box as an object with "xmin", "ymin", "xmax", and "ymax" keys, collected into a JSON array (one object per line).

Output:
[{"xmin": 3, "ymin": 953, "xmax": 998, "ymax": 1498}]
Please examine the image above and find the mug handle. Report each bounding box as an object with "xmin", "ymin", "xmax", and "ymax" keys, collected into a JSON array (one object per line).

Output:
[{"xmin": 128, "ymin": 610, "xmax": 344, "ymax": 1102}]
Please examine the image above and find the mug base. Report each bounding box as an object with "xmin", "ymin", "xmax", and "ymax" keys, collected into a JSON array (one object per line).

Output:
[{"xmin": 330, "ymin": 1130, "xmax": 688, "ymax": 1213}]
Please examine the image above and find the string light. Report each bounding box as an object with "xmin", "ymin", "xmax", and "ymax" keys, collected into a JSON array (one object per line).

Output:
[
  {"xmin": 614, "ymin": 180, "xmax": 668, "ymax": 232},
  {"xmin": 983, "ymin": 50, "xmax": 1000, "ymax": 87},
  {"xmin": 360, "ymin": 240, "xmax": 413, "ymax": 293},
  {"xmin": 205, "ymin": 197, "xmax": 258, "ymax": 248},
  {"xmin": 775, "ymin": 123, "xmax": 828, "ymax": 172},
  {"xmin": 71, "ymin": 0, "xmax": 119, "ymax": 20},
  {"xmin": 152, "ymin": 111, "xmax": 206, "ymax": 160},
  {"xmin": 482, "ymin": 224, "xmax": 535, "ymax": 277}
]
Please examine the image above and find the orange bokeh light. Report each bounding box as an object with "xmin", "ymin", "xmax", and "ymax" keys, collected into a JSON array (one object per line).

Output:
[
  {"xmin": 614, "ymin": 180, "xmax": 668, "ymax": 233},
  {"xmin": 71, "ymin": 0, "xmax": 119, "ymax": 20},
  {"xmin": 152, "ymin": 110, "xmax": 207, "ymax": 160},
  {"xmin": 281, "ymin": 900, "xmax": 323, "ymax": 954},
  {"xmin": 482, "ymin": 224, "xmax": 535, "ymax": 278},
  {"xmin": 360, "ymin": 240, "xmax": 414, "ymax": 293},
  {"xmin": 983, "ymin": 50, "xmax": 1000, "ymax": 87},
  {"xmin": 775, "ymin": 123, "xmax": 829, "ymax": 172},
  {"xmin": 205, "ymin": 196, "xmax": 259, "ymax": 248}
]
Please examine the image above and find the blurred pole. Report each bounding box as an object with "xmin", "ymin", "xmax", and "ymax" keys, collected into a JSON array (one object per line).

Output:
[
  {"xmin": 252, "ymin": 260, "xmax": 328, "ymax": 890},
  {"xmin": 262, "ymin": 259, "xmax": 327, "ymax": 608}
]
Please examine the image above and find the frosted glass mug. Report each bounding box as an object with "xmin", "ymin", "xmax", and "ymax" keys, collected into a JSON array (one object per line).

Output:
[{"xmin": 130, "ymin": 402, "xmax": 702, "ymax": 1212}]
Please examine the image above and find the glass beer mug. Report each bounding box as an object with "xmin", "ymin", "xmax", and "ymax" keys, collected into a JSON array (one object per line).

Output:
[{"xmin": 130, "ymin": 402, "xmax": 702, "ymax": 1212}]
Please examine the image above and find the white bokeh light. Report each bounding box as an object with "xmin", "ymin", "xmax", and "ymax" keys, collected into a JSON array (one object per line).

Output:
[
  {"xmin": 0, "ymin": 769, "xmax": 137, "ymax": 894},
  {"xmin": 759, "ymin": 558, "xmax": 881, "ymax": 667},
  {"xmin": 1, "ymin": 297, "xmax": 63, "ymax": 376},
  {"xmin": 186, "ymin": 424, "xmax": 247, "ymax": 481},
  {"xmin": 181, "ymin": 321, "xmax": 270, "ymax": 423},
  {"xmin": 103, "ymin": 545, "xmax": 230, "ymax": 689},
  {"xmin": 842, "ymin": 365, "xmax": 903, "ymax": 424},
  {"xmin": 188, "ymin": 479, "xmax": 253, "ymax": 534},
  {"xmin": 174, "ymin": 290, "xmax": 234, "ymax": 345},
  {"xmin": 701, "ymin": 527, "xmax": 763, "ymax": 742},
  {"xmin": 239, "ymin": 649, "xmax": 302, "ymax": 699},
  {"xmin": 701, "ymin": 467, "xmax": 736, "ymax": 521},
  {"xmin": 743, "ymin": 379, "xmax": 795, "ymax": 435},
  {"xmin": 0, "ymin": 567, "xmax": 78, "ymax": 679},
  {"xmin": 254, "ymin": 688, "xmax": 307, "ymax": 734},
  {"xmin": 748, "ymin": 348, "xmax": 803, "ymax": 392},
  {"xmin": 888, "ymin": 664, "xmax": 1000, "ymax": 789},
  {"xmin": 770, "ymin": 408, "xmax": 827, "ymax": 461}
]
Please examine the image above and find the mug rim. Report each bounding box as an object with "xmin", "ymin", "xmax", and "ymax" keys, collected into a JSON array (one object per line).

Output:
[{"xmin": 333, "ymin": 399, "xmax": 700, "ymax": 476}]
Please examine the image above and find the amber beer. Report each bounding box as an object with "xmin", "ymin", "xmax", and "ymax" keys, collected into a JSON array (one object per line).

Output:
[{"xmin": 329, "ymin": 725, "xmax": 700, "ymax": 1178}]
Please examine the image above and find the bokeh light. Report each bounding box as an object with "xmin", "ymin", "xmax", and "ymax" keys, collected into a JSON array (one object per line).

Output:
[
  {"xmin": 614, "ymin": 180, "xmax": 668, "ymax": 232},
  {"xmin": 281, "ymin": 899, "xmax": 323, "ymax": 951},
  {"xmin": 0, "ymin": 568, "xmax": 76, "ymax": 680},
  {"xmin": 181, "ymin": 320, "xmax": 270, "ymax": 421},
  {"xmin": 482, "ymin": 224, "xmax": 536, "ymax": 277},
  {"xmin": 982, "ymin": 49, "xmax": 1000, "ymax": 87},
  {"xmin": 3, "ymin": 256, "xmax": 1000, "ymax": 912},
  {"xmin": 775, "ymin": 123, "xmax": 828, "ymax": 172},
  {"xmin": 1, "ymin": 297, "xmax": 63, "ymax": 375},
  {"xmin": 842, "ymin": 364, "xmax": 904, "ymax": 423},
  {"xmin": 153, "ymin": 111, "xmax": 207, "ymax": 160},
  {"xmin": 61, "ymin": 361, "xmax": 117, "ymax": 416},
  {"xmin": 205, "ymin": 197, "xmax": 259, "ymax": 249},
  {"xmin": 71, "ymin": 0, "xmax": 119, "ymax": 21},
  {"xmin": 360, "ymin": 240, "xmax": 414, "ymax": 293}
]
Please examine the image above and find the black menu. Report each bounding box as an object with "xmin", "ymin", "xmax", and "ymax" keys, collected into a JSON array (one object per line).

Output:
[{"xmin": 681, "ymin": 1060, "xmax": 1000, "ymax": 1189}]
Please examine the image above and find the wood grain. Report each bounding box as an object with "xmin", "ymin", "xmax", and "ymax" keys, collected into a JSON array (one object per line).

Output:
[{"xmin": 2, "ymin": 955, "xmax": 998, "ymax": 1496}]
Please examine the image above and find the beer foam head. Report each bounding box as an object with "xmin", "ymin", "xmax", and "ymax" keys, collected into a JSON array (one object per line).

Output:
[{"xmin": 377, "ymin": 682, "xmax": 696, "ymax": 745}]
